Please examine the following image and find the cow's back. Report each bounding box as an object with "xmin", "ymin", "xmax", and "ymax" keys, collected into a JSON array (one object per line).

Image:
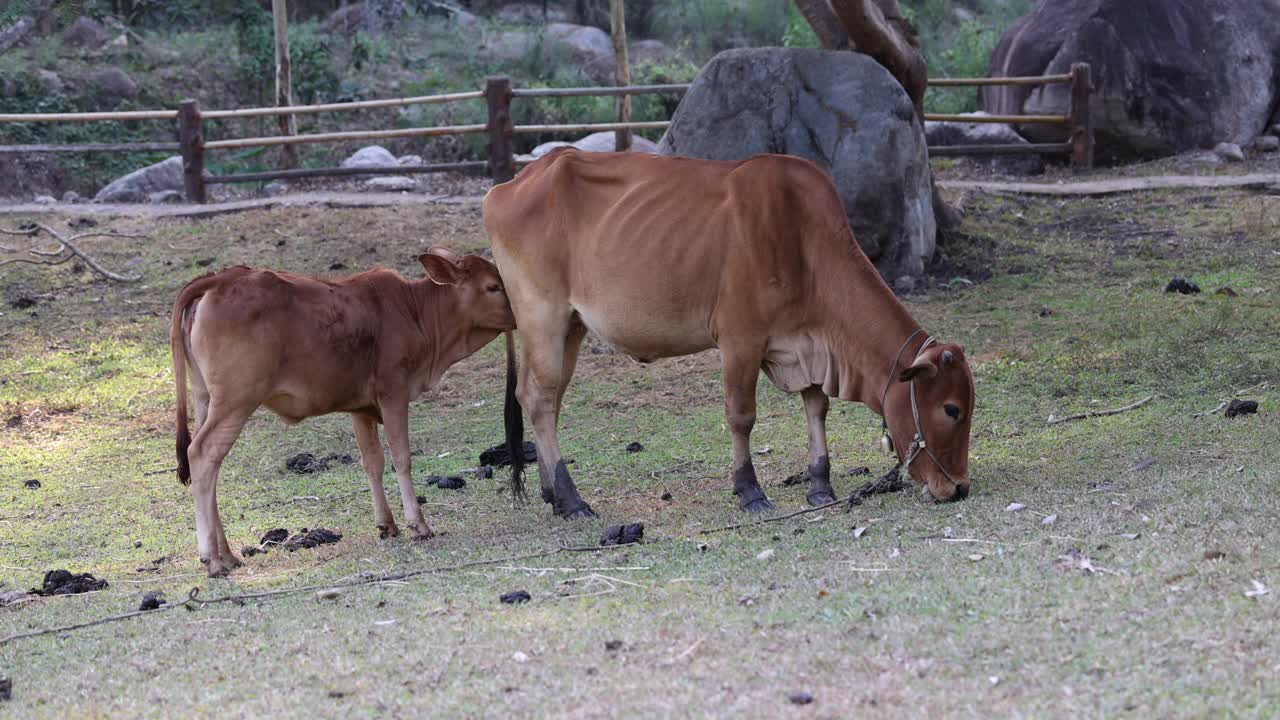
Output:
[{"xmin": 485, "ymin": 149, "xmax": 863, "ymax": 359}]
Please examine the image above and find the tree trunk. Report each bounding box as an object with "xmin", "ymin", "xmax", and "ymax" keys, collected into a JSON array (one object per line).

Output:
[
  {"xmin": 826, "ymin": 0, "xmax": 926, "ymax": 119},
  {"xmin": 609, "ymin": 0, "xmax": 632, "ymax": 152},
  {"xmin": 272, "ymin": 0, "xmax": 298, "ymax": 169},
  {"xmin": 792, "ymin": 0, "xmax": 847, "ymax": 50}
]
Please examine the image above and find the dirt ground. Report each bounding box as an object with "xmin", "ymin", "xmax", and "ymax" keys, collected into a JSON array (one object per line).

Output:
[{"xmin": 1, "ymin": 180, "xmax": 1278, "ymax": 718}]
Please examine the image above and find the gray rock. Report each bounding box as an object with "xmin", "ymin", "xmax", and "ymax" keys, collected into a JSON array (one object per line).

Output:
[
  {"xmin": 0, "ymin": 16, "xmax": 34, "ymax": 55},
  {"xmin": 545, "ymin": 22, "xmax": 614, "ymax": 82},
  {"xmin": 486, "ymin": 31, "xmax": 535, "ymax": 61},
  {"xmin": 36, "ymin": 69, "xmax": 62, "ymax": 94},
  {"xmin": 659, "ymin": 48, "xmax": 935, "ymax": 284},
  {"xmin": 364, "ymin": 175, "xmax": 416, "ymax": 191},
  {"xmin": 61, "ymin": 190, "xmax": 82, "ymax": 203},
  {"xmin": 397, "ymin": 154, "xmax": 424, "ymax": 166},
  {"xmin": 1272, "ymin": 124, "xmax": 1280, "ymax": 137},
  {"xmin": 452, "ymin": 9, "xmax": 478, "ymax": 27},
  {"xmin": 90, "ymin": 66, "xmax": 138, "ymax": 106},
  {"xmin": 262, "ymin": 181, "xmax": 289, "ymax": 197},
  {"xmin": 94, "ymin": 156, "xmax": 183, "ymax": 203},
  {"xmin": 1214, "ymin": 142, "xmax": 1245, "ymax": 162},
  {"xmin": 925, "ymin": 117, "xmax": 1045, "ymax": 175},
  {"xmin": 62, "ymin": 16, "xmax": 112, "ymax": 49},
  {"xmin": 517, "ymin": 132, "xmax": 659, "ymax": 164},
  {"xmin": 630, "ymin": 39, "xmax": 671, "ymax": 65},
  {"xmin": 34, "ymin": 195, "xmax": 56, "ymax": 204},
  {"xmin": 341, "ymin": 145, "xmax": 398, "ymax": 169},
  {"xmin": 148, "ymin": 190, "xmax": 184, "ymax": 204},
  {"xmin": 985, "ymin": 0, "xmax": 1280, "ymax": 162},
  {"xmin": 1251, "ymin": 135, "xmax": 1280, "ymax": 152},
  {"xmin": 321, "ymin": 3, "xmax": 368, "ymax": 35},
  {"xmin": 498, "ymin": 3, "xmax": 568, "ymax": 23}
]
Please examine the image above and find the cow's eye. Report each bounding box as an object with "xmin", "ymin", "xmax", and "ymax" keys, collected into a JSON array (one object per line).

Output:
[
  {"xmin": 486, "ymin": 284, "xmax": 502, "ymax": 293},
  {"xmin": 944, "ymin": 404, "xmax": 961, "ymax": 420}
]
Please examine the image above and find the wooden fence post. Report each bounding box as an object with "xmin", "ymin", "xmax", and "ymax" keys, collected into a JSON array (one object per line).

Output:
[
  {"xmin": 609, "ymin": 0, "xmax": 632, "ymax": 152},
  {"xmin": 486, "ymin": 76, "xmax": 515, "ymax": 184},
  {"xmin": 178, "ymin": 99, "xmax": 206, "ymax": 203},
  {"xmin": 1069, "ymin": 63, "xmax": 1093, "ymax": 169}
]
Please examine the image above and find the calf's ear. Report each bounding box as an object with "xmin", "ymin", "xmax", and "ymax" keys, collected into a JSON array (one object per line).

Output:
[{"xmin": 419, "ymin": 252, "xmax": 462, "ymax": 285}]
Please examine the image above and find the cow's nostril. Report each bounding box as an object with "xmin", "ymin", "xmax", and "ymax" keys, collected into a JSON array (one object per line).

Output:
[{"xmin": 951, "ymin": 484, "xmax": 970, "ymax": 501}]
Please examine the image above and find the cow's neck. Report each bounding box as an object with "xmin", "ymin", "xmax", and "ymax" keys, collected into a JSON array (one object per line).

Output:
[
  {"xmin": 406, "ymin": 281, "xmax": 494, "ymax": 389},
  {"xmin": 819, "ymin": 272, "xmax": 922, "ymax": 418}
]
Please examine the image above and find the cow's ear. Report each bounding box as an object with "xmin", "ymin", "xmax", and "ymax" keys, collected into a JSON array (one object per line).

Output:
[
  {"xmin": 419, "ymin": 252, "xmax": 462, "ymax": 285},
  {"xmin": 899, "ymin": 357, "xmax": 939, "ymax": 382}
]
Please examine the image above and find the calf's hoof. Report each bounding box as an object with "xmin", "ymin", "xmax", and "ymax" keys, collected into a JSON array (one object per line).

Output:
[
  {"xmin": 541, "ymin": 487, "xmax": 555, "ymax": 505},
  {"xmin": 740, "ymin": 496, "xmax": 776, "ymax": 513},
  {"xmin": 408, "ymin": 523, "xmax": 435, "ymax": 541},
  {"xmin": 377, "ymin": 522, "xmax": 400, "ymax": 539},
  {"xmin": 806, "ymin": 491, "xmax": 837, "ymax": 506}
]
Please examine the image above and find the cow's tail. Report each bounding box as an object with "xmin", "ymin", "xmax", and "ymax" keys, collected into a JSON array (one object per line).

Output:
[
  {"xmin": 171, "ymin": 288, "xmax": 193, "ymax": 486},
  {"xmin": 503, "ymin": 330, "xmax": 526, "ymax": 502}
]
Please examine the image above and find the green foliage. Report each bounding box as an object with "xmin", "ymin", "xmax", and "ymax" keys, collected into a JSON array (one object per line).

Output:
[
  {"xmin": 781, "ymin": 3, "xmax": 819, "ymax": 48},
  {"xmin": 651, "ymin": 0, "xmax": 794, "ymax": 58}
]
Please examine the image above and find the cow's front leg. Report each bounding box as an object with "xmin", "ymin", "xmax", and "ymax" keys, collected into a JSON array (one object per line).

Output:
[
  {"xmin": 353, "ymin": 413, "xmax": 398, "ymax": 538},
  {"xmin": 381, "ymin": 399, "xmax": 434, "ymax": 540},
  {"xmin": 801, "ymin": 386, "xmax": 836, "ymax": 506},
  {"xmin": 721, "ymin": 345, "xmax": 773, "ymax": 513}
]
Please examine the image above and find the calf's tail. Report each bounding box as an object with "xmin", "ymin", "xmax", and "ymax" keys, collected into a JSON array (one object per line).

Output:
[{"xmin": 504, "ymin": 330, "xmax": 526, "ymax": 502}]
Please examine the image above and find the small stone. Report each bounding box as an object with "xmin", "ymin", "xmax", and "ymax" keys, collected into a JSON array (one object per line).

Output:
[
  {"xmin": 147, "ymin": 190, "xmax": 183, "ymax": 204},
  {"xmin": 61, "ymin": 191, "xmax": 82, "ymax": 203},
  {"xmin": 1213, "ymin": 142, "xmax": 1245, "ymax": 162},
  {"xmin": 968, "ymin": 553, "xmax": 985, "ymax": 562},
  {"xmin": 363, "ymin": 176, "xmax": 416, "ymax": 192},
  {"xmin": 756, "ymin": 548, "xmax": 775, "ymax": 561},
  {"xmin": 1005, "ymin": 502, "xmax": 1026, "ymax": 512},
  {"xmin": 1251, "ymin": 135, "xmax": 1279, "ymax": 153},
  {"xmin": 788, "ymin": 691, "xmax": 814, "ymax": 705},
  {"xmin": 34, "ymin": 195, "xmax": 56, "ymax": 204},
  {"xmin": 1042, "ymin": 514, "xmax": 1058, "ymax": 526},
  {"xmin": 511, "ymin": 651, "xmax": 529, "ymax": 663},
  {"xmin": 262, "ymin": 181, "xmax": 289, "ymax": 197}
]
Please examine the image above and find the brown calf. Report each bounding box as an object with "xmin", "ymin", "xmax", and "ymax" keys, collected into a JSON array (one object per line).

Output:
[
  {"xmin": 484, "ymin": 149, "xmax": 974, "ymax": 518},
  {"xmin": 171, "ymin": 248, "xmax": 515, "ymax": 576}
]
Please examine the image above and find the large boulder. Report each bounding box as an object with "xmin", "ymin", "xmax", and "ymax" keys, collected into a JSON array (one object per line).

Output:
[
  {"xmin": 658, "ymin": 48, "xmax": 935, "ymax": 286},
  {"xmin": 497, "ymin": 3, "xmax": 569, "ymax": 23},
  {"xmin": 89, "ymin": 66, "xmax": 138, "ymax": 106},
  {"xmin": 983, "ymin": 0, "xmax": 1280, "ymax": 162},
  {"xmin": 94, "ymin": 156, "xmax": 183, "ymax": 203},
  {"xmin": 62, "ymin": 16, "xmax": 112, "ymax": 49},
  {"xmin": 544, "ymin": 22, "xmax": 614, "ymax": 82}
]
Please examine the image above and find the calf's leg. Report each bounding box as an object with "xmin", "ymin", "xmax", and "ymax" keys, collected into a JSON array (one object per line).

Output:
[
  {"xmin": 381, "ymin": 399, "xmax": 433, "ymax": 539},
  {"xmin": 187, "ymin": 402, "xmax": 251, "ymax": 577},
  {"xmin": 353, "ymin": 413, "xmax": 398, "ymax": 538},
  {"xmin": 721, "ymin": 345, "xmax": 774, "ymax": 513},
  {"xmin": 518, "ymin": 315, "xmax": 595, "ymax": 519},
  {"xmin": 801, "ymin": 386, "xmax": 836, "ymax": 505}
]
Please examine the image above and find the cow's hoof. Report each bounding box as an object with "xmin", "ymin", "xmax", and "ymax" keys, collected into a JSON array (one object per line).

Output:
[
  {"xmin": 409, "ymin": 524, "xmax": 435, "ymax": 541},
  {"xmin": 806, "ymin": 491, "xmax": 837, "ymax": 507},
  {"xmin": 541, "ymin": 488, "xmax": 555, "ymax": 505},
  {"xmin": 223, "ymin": 552, "xmax": 244, "ymax": 570},
  {"xmin": 741, "ymin": 497, "xmax": 775, "ymax": 513},
  {"xmin": 378, "ymin": 523, "xmax": 400, "ymax": 539},
  {"xmin": 206, "ymin": 563, "xmax": 232, "ymax": 579},
  {"xmin": 559, "ymin": 503, "xmax": 598, "ymax": 520}
]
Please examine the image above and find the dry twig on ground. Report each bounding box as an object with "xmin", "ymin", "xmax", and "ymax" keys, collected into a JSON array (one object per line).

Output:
[
  {"xmin": 0, "ymin": 222, "xmax": 145, "ymax": 282},
  {"xmin": 1047, "ymin": 395, "xmax": 1154, "ymax": 425}
]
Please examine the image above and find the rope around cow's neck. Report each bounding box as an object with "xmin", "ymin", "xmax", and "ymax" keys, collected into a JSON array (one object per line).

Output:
[{"xmin": 878, "ymin": 330, "xmax": 960, "ymax": 488}]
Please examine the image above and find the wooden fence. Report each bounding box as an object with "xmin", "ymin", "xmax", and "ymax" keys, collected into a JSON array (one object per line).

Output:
[
  {"xmin": 924, "ymin": 63, "xmax": 1092, "ymax": 168},
  {"xmin": 0, "ymin": 64, "xmax": 1090, "ymax": 203}
]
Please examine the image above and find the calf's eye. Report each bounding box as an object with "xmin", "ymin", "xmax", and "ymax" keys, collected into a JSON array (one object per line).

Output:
[
  {"xmin": 486, "ymin": 284, "xmax": 502, "ymax": 293},
  {"xmin": 944, "ymin": 404, "xmax": 961, "ymax": 420}
]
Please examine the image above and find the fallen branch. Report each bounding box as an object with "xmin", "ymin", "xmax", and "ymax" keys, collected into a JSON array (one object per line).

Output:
[
  {"xmin": 0, "ymin": 223, "xmax": 144, "ymax": 282},
  {"xmin": 1047, "ymin": 395, "xmax": 1154, "ymax": 425},
  {"xmin": 698, "ymin": 497, "xmax": 844, "ymax": 535}
]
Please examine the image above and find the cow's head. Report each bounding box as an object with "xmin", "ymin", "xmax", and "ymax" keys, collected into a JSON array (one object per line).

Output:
[
  {"xmin": 418, "ymin": 246, "xmax": 516, "ymax": 332},
  {"xmin": 883, "ymin": 342, "xmax": 974, "ymax": 502}
]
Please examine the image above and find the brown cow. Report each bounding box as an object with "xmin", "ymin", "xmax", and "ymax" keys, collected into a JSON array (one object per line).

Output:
[
  {"xmin": 484, "ymin": 149, "xmax": 974, "ymax": 518},
  {"xmin": 170, "ymin": 248, "xmax": 516, "ymax": 577}
]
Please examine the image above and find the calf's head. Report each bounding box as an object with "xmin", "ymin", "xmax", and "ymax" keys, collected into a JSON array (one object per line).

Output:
[
  {"xmin": 884, "ymin": 342, "xmax": 974, "ymax": 502},
  {"xmin": 419, "ymin": 247, "xmax": 516, "ymax": 334}
]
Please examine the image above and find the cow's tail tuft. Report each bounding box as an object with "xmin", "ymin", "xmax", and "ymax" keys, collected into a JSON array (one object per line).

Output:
[{"xmin": 503, "ymin": 330, "xmax": 526, "ymax": 503}]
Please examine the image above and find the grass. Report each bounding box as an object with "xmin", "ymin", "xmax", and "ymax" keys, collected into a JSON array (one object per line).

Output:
[{"xmin": 1, "ymin": 186, "xmax": 1279, "ymax": 717}]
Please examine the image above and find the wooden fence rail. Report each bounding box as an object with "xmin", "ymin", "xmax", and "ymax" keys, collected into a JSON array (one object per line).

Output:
[{"xmin": 0, "ymin": 64, "xmax": 1091, "ymax": 202}]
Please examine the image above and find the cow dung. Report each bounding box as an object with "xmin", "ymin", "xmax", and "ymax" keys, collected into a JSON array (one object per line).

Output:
[
  {"xmin": 1226, "ymin": 399, "xmax": 1259, "ymax": 418},
  {"xmin": 32, "ymin": 569, "xmax": 108, "ymax": 596},
  {"xmin": 260, "ymin": 528, "xmax": 289, "ymax": 545},
  {"xmin": 846, "ymin": 466, "xmax": 909, "ymax": 508},
  {"xmin": 138, "ymin": 592, "xmax": 165, "ymax": 611},
  {"xmin": 23, "ymin": 479, "xmax": 40, "ymax": 489},
  {"xmin": 427, "ymin": 475, "xmax": 466, "ymax": 490},
  {"xmin": 284, "ymin": 452, "xmax": 355, "ymax": 475},
  {"xmin": 1165, "ymin": 277, "xmax": 1201, "ymax": 294},
  {"xmin": 479, "ymin": 441, "xmax": 537, "ymax": 468},
  {"xmin": 284, "ymin": 528, "xmax": 342, "ymax": 551},
  {"xmin": 0, "ymin": 677, "xmax": 11, "ymax": 702},
  {"xmin": 788, "ymin": 691, "xmax": 815, "ymax": 705},
  {"xmin": 500, "ymin": 589, "xmax": 531, "ymax": 604},
  {"xmin": 600, "ymin": 523, "xmax": 644, "ymax": 546},
  {"xmin": 625, "ymin": 441, "xmax": 644, "ymax": 453},
  {"xmin": 475, "ymin": 465, "xmax": 494, "ymax": 480}
]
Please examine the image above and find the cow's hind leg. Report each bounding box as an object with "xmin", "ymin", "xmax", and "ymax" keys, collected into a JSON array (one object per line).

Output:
[
  {"xmin": 801, "ymin": 386, "xmax": 836, "ymax": 506},
  {"xmin": 721, "ymin": 344, "xmax": 774, "ymax": 513},
  {"xmin": 519, "ymin": 314, "xmax": 595, "ymax": 519},
  {"xmin": 353, "ymin": 413, "xmax": 398, "ymax": 538},
  {"xmin": 187, "ymin": 402, "xmax": 251, "ymax": 577}
]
